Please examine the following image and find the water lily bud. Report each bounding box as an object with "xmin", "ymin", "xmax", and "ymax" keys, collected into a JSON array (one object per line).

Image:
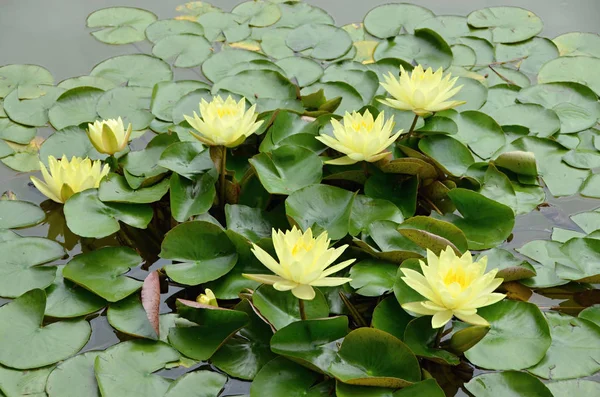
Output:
[
  {"xmin": 184, "ymin": 95, "xmax": 263, "ymax": 148},
  {"xmin": 316, "ymin": 110, "xmax": 403, "ymax": 165},
  {"xmin": 400, "ymin": 247, "xmax": 505, "ymax": 329},
  {"xmin": 447, "ymin": 325, "xmax": 490, "ymax": 353},
  {"xmin": 30, "ymin": 155, "xmax": 110, "ymax": 203},
  {"xmin": 380, "ymin": 65, "xmax": 466, "ymax": 117},
  {"xmin": 87, "ymin": 117, "xmax": 132, "ymax": 155},
  {"xmin": 243, "ymin": 226, "xmax": 355, "ymax": 300},
  {"xmin": 196, "ymin": 289, "xmax": 218, "ymax": 307}
]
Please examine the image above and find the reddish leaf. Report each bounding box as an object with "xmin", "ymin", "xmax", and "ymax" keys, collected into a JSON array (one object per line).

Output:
[{"xmin": 141, "ymin": 271, "xmax": 160, "ymax": 337}]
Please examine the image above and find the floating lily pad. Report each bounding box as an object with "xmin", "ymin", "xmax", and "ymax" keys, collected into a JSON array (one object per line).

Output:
[
  {"xmin": 95, "ymin": 340, "xmax": 180, "ymax": 397},
  {"xmin": 373, "ymin": 29, "xmax": 453, "ymax": 69},
  {"xmin": 170, "ymin": 171, "xmax": 216, "ymax": 222},
  {"xmin": 0, "ymin": 64, "xmax": 54, "ymax": 98},
  {"xmin": 197, "ymin": 11, "xmax": 250, "ymax": 42},
  {"xmin": 145, "ymin": 19, "xmax": 204, "ymax": 43},
  {"xmin": 90, "ymin": 54, "xmax": 173, "ymax": 88},
  {"xmin": 286, "ymin": 24, "xmax": 352, "ymax": 60},
  {"xmin": 464, "ymin": 300, "xmax": 551, "ymax": 370},
  {"xmin": 39, "ymin": 126, "xmax": 105, "ymax": 166},
  {"xmin": 301, "ymin": 82, "xmax": 363, "ymax": 115},
  {"xmin": 160, "ymin": 221, "xmax": 238, "ymax": 285},
  {"xmin": 63, "ymin": 246, "xmax": 143, "ymax": 302},
  {"xmin": 417, "ymin": 15, "xmax": 492, "ymax": 44},
  {"xmin": 99, "ymin": 174, "xmax": 170, "ymax": 204},
  {"xmin": 467, "ymin": 7, "xmax": 543, "ymax": 43},
  {"xmin": 517, "ymin": 240, "xmax": 571, "ymax": 288},
  {"xmin": 212, "ymin": 70, "xmax": 296, "ymax": 102},
  {"xmin": 107, "ymin": 293, "xmax": 158, "ymax": 339},
  {"xmin": 537, "ymin": 56, "xmax": 600, "ymax": 97},
  {"xmin": 0, "ymin": 289, "xmax": 91, "ymax": 369},
  {"xmin": 164, "ymin": 371, "xmax": 227, "ymax": 397},
  {"xmin": 0, "ymin": 199, "xmax": 44, "ymax": 229},
  {"xmin": 546, "ymin": 379, "xmax": 600, "ymax": 396},
  {"xmin": 404, "ymin": 316, "xmax": 460, "ymax": 365},
  {"xmin": 553, "ymin": 32, "xmax": 600, "ymax": 57},
  {"xmin": 363, "ymin": 4, "xmax": 434, "ymax": 38},
  {"xmin": 465, "ymin": 371, "xmax": 553, "ymax": 397},
  {"xmin": 0, "ymin": 117, "xmax": 37, "ymax": 144},
  {"xmin": 57, "ymin": 75, "xmax": 117, "ymax": 91},
  {"xmin": 87, "ymin": 7, "xmax": 157, "ymax": 44},
  {"xmin": 232, "ymin": 1, "xmax": 282, "ymax": 27},
  {"xmin": 46, "ymin": 351, "xmax": 101, "ymax": 397},
  {"xmin": 122, "ymin": 133, "xmax": 178, "ymax": 188},
  {"xmin": 45, "ymin": 265, "xmax": 106, "ymax": 318},
  {"xmin": 349, "ymin": 196, "xmax": 404, "ymax": 237},
  {"xmin": 477, "ymin": 248, "xmax": 536, "ymax": 282},
  {"xmin": 495, "ymin": 37, "xmax": 559, "ymax": 75},
  {"xmin": 492, "ymin": 103, "xmax": 560, "ymax": 138},
  {"xmin": 286, "ymin": 184, "xmax": 355, "ymax": 240},
  {"xmin": 556, "ymin": 237, "xmax": 600, "ymax": 282},
  {"xmin": 250, "ymin": 356, "xmax": 328, "ymax": 397},
  {"xmin": 275, "ymin": 56, "xmax": 323, "ymax": 87},
  {"xmin": 202, "ymin": 48, "xmax": 267, "ymax": 83},
  {"xmin": 150, "ymin": 80, "xmax": 208, "ymax": 122},
  {"xmin": 419, "ymin": 135, "xmax": 474, "ymax": 176},
  {"xmin": 371, "ymin": 295, "xmax": 413, "ymax": 341},
  {"xmin": 48, "ymin": 87, "xmax": 103, "ymax": 130},
  {"xmin": 152, "ymin": 34, "xmax": 212, "ymax": 68},
  {"xmin": 442, "ymin": 110, "xmax": 505, "ymax": 159},
  {"xmin": 3, "ymin": 86, "xmax": 64, "ymax": 127},
  {"xmin": 225, "ymin": 204, "xmax": 286, "ymax": 243},
  {"xmin": 0, "ymin": 365, "xmax": 52, "ymax": 396}
]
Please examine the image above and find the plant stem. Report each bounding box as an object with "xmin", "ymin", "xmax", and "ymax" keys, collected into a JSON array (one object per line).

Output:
[
  {"xmin": 219, "ymin": 145, "xmax": 227, "ymax": 209},
  {"xmin": 435, "ymin": 326, "xmax": 445, "ymax": 347},
  {"xmin": 298, "ymin": 299, "xmax": 307, "ymax": 321},
  {"xmin": 406, "ymin": 114, "xmax": 419, "ymax": 138}
]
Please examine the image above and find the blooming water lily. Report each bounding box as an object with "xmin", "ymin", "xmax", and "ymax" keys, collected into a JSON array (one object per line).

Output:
[{"xmin": 86, "ymin": 117, "xmax": 132, "ymax": 155}]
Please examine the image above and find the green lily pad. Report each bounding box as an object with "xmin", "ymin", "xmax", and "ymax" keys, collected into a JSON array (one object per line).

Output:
[
  {"xmin": 271, "ymin": 316, "xmax": 348, "ymax": 373},
  {"xmin": 64, "ymin": 189, "xmax": 154, "ymax": 238},
  {"xmin": 170, "ymin": 171, "xmax": 216, "ymax": 222},
  {"xmin": 538, "ymin": 56, "xmax": 600, "ymax": 97},
  {"xmin": 492, "ymin": 103, "xmax": 560, "ymax": 138},
  {"xmin": 464, "ymin": 300, "xmax": 551, "ymax": 370},
  {"xmin": 371, "ymin": 295, "xmax": 413, "ymax": 341},
  {"xmin": 250, "ymin": 356, "xmax": 329, "ymax": 397},
  {"xmin": 419, "ymin": 135, "xmax": 474, "ymax": 176},
  {"xmin": 252, "ymin": 285, "xmax": 329, "ymax": 330},
  {"xmin": 250, "ymin": 145, "xmax": 323, "ymax": 194},
  {"xmin": 63, "ymin": 246, "xmax": 143, "ymax": 302},
  {"xmin": 0, "ymin": 200, "xmax": 44, "ymax": 229},
  {"xmin": 328, "ymin": 328, "xmax": 421, "ymax": 388},
  {"xmin": 90, "ymin": 54, "xmax": 173, "ymax": 88},
  {"xmin": 275, "ymin": 56, "xmax": 323, "ymax": 87},
  {"xmin": 467, "ymin": 7, "xmax": 543, "ymax": 43},
  {"xmin": 546, "ymin": 380, "xmax": 600, "ymax": 396},
  {"xmin": 555, "ymin": 237, "xmax": 600, "ymax": 282},
  {"xmin": 495, "ymin": 37, "xmax": 559, "ymax": 75},
  {"xmin": 301, "ymin": 81, "xmax": 363, "ymax": 115},
  {"xmin": 225, "ymin": 204, "xmax": 287, "ymax": 243},
  {"xmin": 3, "ymin": 86, "xmax": 64, "ymax": 127},
  {"xmin": 202, "ymin": 48, "xmax": 267, "ymax": 83},
  {"xmin": 373, "ymin": 29, "xmax": 453, "ymax": 69},
  {"xmin": 0, "ymin": 365, "xmax": 52, "ymax": 397},
  {"xmin": 96, "ymin": 86, "xmax": 154, "ymax": 130},
  {"xmin": 349, "ymin": 260, "xmax": 398, "ymax": 297},
  {"xmin": 164, "ymin": 371, "xmax": 227, "ymax": 397},
  {"xmin": 476, "ymin": 248, "xmax": 536, "ymax": 282},
  {"xmin": 528, "ymin": 312, "xmax": 600, "ymax": 380},
  {"xmin": 48, "ymin": 87, "xmax": 103, "ymax": 130},
  {"xmin": 152, "ymin": 34, "xmax": 212, "ymax": 68},
  {"xmin": 145, "ymin": 19, "xmax": 204, "ymax": 43},
  {"xmin": 46, "ymin": 351, "xmax": 101, "ymax": 397},
  {"xmin": 39, "ymin": 126, "xmax": 106, "ymax": 164},
  {"xmin": 581, "ymin": 174, "xmax": 600, "ymax": 198},
  {"xmin": 150, "ymin": 80, "xmax": 208, "ymax": 122},
  {"xmin": 442, "ymin": 110, "xmax": 505, "ymax": 160},
  {"xmin": 0, "ymin": 289, "xmax": 91, "ymax": 369},
  {"xmin": 57, "ymin": 75, "xmax": 117, "ymax": 91},
  {"xmin": 404, "ymin": 316, "xmax": 460, "ymax": 365},
  {"xmin": 0, "ymin": 64, "xmax": 54, "ymax": 98},
  {"xmin": 45, "ymin": 265, "xmax": 106, "ymax": 318},
  {"xmin": 479, "ymin": 164, "xmax": 518, "ymax": 213},
  {"xmin": 211, "ymin": 299, "xmax": 276, "ymax": 380},
  {"xmin": 321, "ymin": 68, "xmax": 378, "ymax": 104},
  {"xmin": 212, "ymin": 70, "xmax": 296, "ymax": 102},
  {"xmin": 465, "ymin": 371, "xmax": 553, "ymax": 397},
  {"xmin": 364, "ymin": 174, "xmax": 418, "ymax": 218},
  {"xmin": 286, "ymin": 24, "xmax": 352, "ymax": 60},
  {"xmin": 99, "ymin": 174, "xmax": 170, "ymax": 204},
  {"xmin": 397, "ymin": 216, "xmax": 469, "ymax": 254},
  {"xmin": 553, "ymin": 32, "xmax": 600, "ymax": 57},
  {"xmin": 440, "ymin": 189, "xmax": 515, "ymax": 250},
  {"xmin": 416, "ymin": 15, "xmax": 492, "ymax": 44},
  {"xmin": 517, "ymin": 240, "xmax": 571, "ymax": 288},
  {"xmin": 232, "ymin": 1, "xmax": 281, "ymax": 28},
  {"xmin": 122, "ymin": 133, "xmax": 178, "ymax": 189},
  {"xmin": 517, "ymin": 82, "xmax": 600, "ymax": 134},
  {"xmin": 107, "ymin": 293, "xmax": 157, "ymax": 339},
  {"xmin": 95, "ymin": 340, "xmax": 180, "ymax": 397},
  {"xmin": 168, "ymin": 299, "xmax": 249, "ymax": 360},
  {"xmin": 87, "ymin": 7, "xmax": 157, "ymax": 44},
  {"xmin": 0, "ymin": 117, "xmax": 37, "ymax": 144},
  {"xmin": 158, "ymin": 141, "xmax": 213, "ymax": 178},
  {"xmin": 363, "ymin": 4, "xmax": 434, "ymax": 38},
  {"xmin": 0, "ymin": 236, "xmax": 63, "ymax": 298},
  {"xmin": 197, "ymin": 11, "xmax": 250, "ymax": 42},
  {"xmin": 160, "ymin": 221, "xmax": 238, "ymax": 285}
]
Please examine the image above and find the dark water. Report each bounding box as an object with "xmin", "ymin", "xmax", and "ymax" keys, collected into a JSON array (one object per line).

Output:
[{"xmin": 1, "ymin": 0, "xmax": 600, "ymax": 396}]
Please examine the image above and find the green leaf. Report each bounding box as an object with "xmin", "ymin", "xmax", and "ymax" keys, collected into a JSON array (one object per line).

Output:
[
  {"xmin": 0, "ymin": 64, "xmax": 54, "ymax": 98},
  {"xmin": 250, "ymin": 357, "xmax": 328, "ymax": 397},
  {"xmin": 581, "ymin": 174, "xmax": 600, "ymax": 198},
  {"xmin": 538, "ymin": 56, "xmax": 600, "ymax": 97},
  {"xmin": 371, "ymin": 295, "xmax": 413, "ymax": 341},
  {"xmin": 160, "ymin": 221, "xmax": 238, "ymax": 285},
  {"xmin": 0, "ymin": 236, "xmax": 63, "ymax": 298},
  {"xmin": 465, "ymin": 371, "xmax": 553, "ymax": 397},
  {"xmin": 479, "ymin": 164, "xmax": 518, "ymax": 213},
  {"xmin": 57, "ymin": 75, "xmax": 116, "ymax": 91},
  {"xmin": 528, "ymin": 312, "xmax": 600, "ymax": 380},
  {"xmin": 464, "ymin": 300, "xmax": 551, "ymax": 370},
  {"xmin": 225, "ymin": 204, "xmax": 286, "ymax": 243},
  {"xmin": 99, "ymin": 174, "xmax": 169, "ymax": 203},
  {"xmin": 517, "ymin": 240, "xmax": 571, "ymax": 288},
  {"xmin": 0, "ymin": 289, "xmax": 91, "ymax": 369},
  {"xmin": 286, "ymin": 24, "xmax": 352, "ymax": 60},
  {"xmin": 553, "ymin": 32, "xmax": 600, "ymax": 57},
  {"xmin": 94, "ymin": 340, "xmax": 180, "ymax": 397},
  {"xmin": 492, "ymin": 103, "xmax": 560, "ymax": 138},
  {"xmin": 477, "ymin": 248, "xmax": 536, "ymax": 281},
  {"xmin": 87, "ymin": 7, "xmax": 157, "ymax": 44},
  {"xmin": 211, "ymin": 299, "xmax": 276, "ymax": 380},
  {"xmin": 328, "ymin": 328, "xmax": 421, "ymax": 388},
  {"xmin": 212, "ymin": 70, "xmax": 296, "ymax": 102},
  {"xmin": 232, "ymin": 1, "xmax": 281, "ymax": 27},
  {"xmin": 363, "ymin": 4, "xmax": 434, "ymax": 38},
  {"xmin": 0, "ymin": 200, "xmax": 44, "ymax": 229},
  {"xmin": 556, "ymin": 237, "xmax": 600, "ymax": 282},
  {"xmin": 45, "ymin": 265, "xmax": 106, "ymax": 318},
  {"xmin": 250, "ymin": 145, "xmax": 322, "ymax": 194},
  {"xmin": 150, "ymin": 80, "xmax": 208, "ymax": 122},
  {"xmin": 90, "ymin": 54, "xmax": 173, "ymax": 88},
  {"xmin": 3, "ymin": 86, "xmax": 64, "ymax": 127},
  {"xmin": 168, "ymin": 299, "xmax": 249, "ymax": 360},
  {"xmin": 495, "ymin": 37, "xmax": 559, "ymax": 75},
  {"xmin": 301, "ymin": 82, "xmax": 364, "ymax": 115},
  {"xmin": 443, "ymin": 110, "xmax": 506, "ymax": 159},
  {"xmin": 122, "ymin": 133, "xmax": 178, "ymax": 188},
  {"xmin": 0, "ymin": 117, "xmax": 36, "ymax": 144},
  {"xmin": 170, "ymin": 172, "xmax": 216, "ymax": 222},
  {"xmin": 271, "ymin": 316, "xmax": 348, "ymax": 373},
  {"xmin": 0, "ymin": 365, "xmax": 52, "ymax": 397},
  {"xmin": 252, "ymin": 285, "xmax": 329, "ymax": 330},
  {"xmin": 373, "ymin": 29, "xmax": 453, "ymax": 69},
  {"xmin": 96, "ymin": 86, "xmax": 154, "ymax": 130},
  {"xmin": 286, "ymin": 184, "xmax": 355, "ymax": 240},
  {"xmin": 107, "ymin": 293, "xmax": 157, "ymax": 339},
  {"xmin": 158, "ymin": 141, "xmax": 213, "ymax": 178},
  {"xmin": 46, "ymin": 351, "xmax": 101, "ymax": 397},
  {"xmin": 64, "ymin": 189, "xmax": 153, "ymax": 238},
  {"xmin": 397, "ymin": 216, "xmax": 469, "ymax": 254},
  {"xmin": 467, "ymin": 7, "xmax": 543, "ymax": 43},
  {"xmin": 419, "ymin": 135, "xmax": 474, "ymax": 176},
  {"xmin": 145, "ymin": 19, "xmax": 204, "ymax": 43},
  {"xmin": 546, "ymin": 380, "xmax": 600, "ymax": 396},
  {"xmin": 441, "ymin": 189, "xmax": 515, "ymax": 250},
  {"xmin": 364, "ymin": 174, "xmax": 418, "ymax": 218},
  {"xmin": 349, "ymin": 260, "xmax": 398, "ymax": 297},
  {"xmin": 416, "ymin": 15, "xmax": 492, "ymax": 45},
  {"xmin": 197, "ymin": 11, "xmax": 250, "ymax": 42},
  {"xmin": 63, "ymin": 247, "xmax": 143, "ymax": 302},
  {"xmin": 404, "ymin": 316, "xmax": 459, "ymax": 365},
  {"xmin": 48, "ymin": 87, "xmax": 103, "ymax": 130},
  {"xmin": 164, "ymin": 371, "xmax": 227, "ymax": 397},
  {"xmin": 202, "ymin": 48, "xmax": 267, "ymax": 83},
  {"xmin": 40, "ymin": 126, "xmax": 106, "ymax": 165},
  {"xmin": 152, "ymin": 34, "xmax": 212, "ymax": 68},
  {"xmin": 275, "ymin": 56, "xmax": 323, "ymax": 87}
]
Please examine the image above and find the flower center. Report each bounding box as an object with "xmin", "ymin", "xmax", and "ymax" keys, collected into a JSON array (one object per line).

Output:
[
  {"xmin": 291, "ymin": 240, "xmax": 315, "ymax": 257},
  {"xmin": 442, "ymin": 267, "xmax": 470, "ymax": 290},
  {"xmin": 216, "ymin": 106, "xmax": 238, "ymax": 118},
  {"xmin": 350, "ymin": 120, "xmax": 373, "ymax": 132}
]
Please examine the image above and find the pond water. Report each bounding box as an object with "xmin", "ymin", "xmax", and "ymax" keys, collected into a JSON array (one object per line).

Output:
[{"xmin": 1, "ymin": 1, "xmax": 600, "ymax": 396}]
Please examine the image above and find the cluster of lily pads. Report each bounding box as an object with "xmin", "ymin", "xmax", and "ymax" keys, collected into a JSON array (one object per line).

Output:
[{"xmin": 0, "ymin": 1, "xmax": 600, "ymax": 396}]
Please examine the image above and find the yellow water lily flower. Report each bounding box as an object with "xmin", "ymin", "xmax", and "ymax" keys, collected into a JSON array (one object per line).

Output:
[
  {"xmin": 183, "ymin": 95, "xmax": 263, "ymax": 148},
  {"xmin": 196, "ymin": 288, "xmax": 218, "ymax": 307},
  {"xmin": 243, "ymin": 226, "xmax": 355, "ymax": 300},
  {"xmin": 316, "ymin": 110, "xmax": 402, "ymax": 165},
  {"xmin": 86, "ymin": 117, "xmax": 132, "ymax": 155},
  {"xmin": 30, "ymin": 155, "xmax": 110, "ymax": 204},
  {"xmin": 400, "ymin": 247, "xmax": 505, "ymax": 329},
  {"xmin": 380, "ymin": 65, "xmax": 466, "ymax": 117}
]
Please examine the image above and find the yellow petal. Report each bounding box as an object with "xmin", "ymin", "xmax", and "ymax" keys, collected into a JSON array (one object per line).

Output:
[
  {"xmin": 242, "ymin": 273, "xmax": 286, "ymax": 286},
  {"xmin": 431, "ymin": 309, "xmax": 453, "ymax": 329},
  {"xmin": 291, "ymin": 284, "xmax": 316, "ymax": 300}
]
